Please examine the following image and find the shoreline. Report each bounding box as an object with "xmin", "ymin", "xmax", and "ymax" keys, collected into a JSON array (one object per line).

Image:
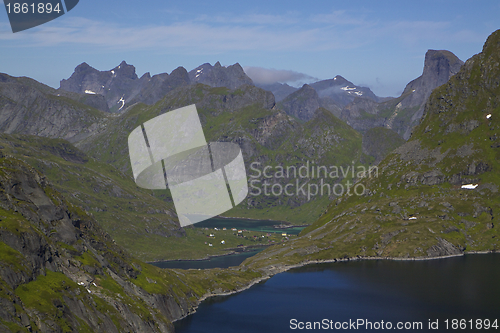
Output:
[
  {"xmin": 173, "ymin": 249, "xmax": 498, "ymax": 323},
  {"xmin": 146, "ymin": 245, "xmax": 269, "ymax": 264}
]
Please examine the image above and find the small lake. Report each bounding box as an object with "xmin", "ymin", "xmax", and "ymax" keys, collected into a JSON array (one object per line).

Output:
[
  {"xmin": 174, "ymin": 254, "xmax": 500, "ymax": 333},
  {"xmin": 150, "ymin": 249, "xmax": 264, "ymax": 270},
  {"xmin": 194, "ymin": 217, "xmax": 305, "ymax": 235}
]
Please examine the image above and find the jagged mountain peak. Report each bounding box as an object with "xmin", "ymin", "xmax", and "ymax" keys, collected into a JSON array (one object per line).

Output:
[
  {"xmin": 426, "ymin": 49, "xmax": 463, "ymax": 66},
  {"xmin": 109, "ymin": 60, "xmax": 138, "ymax": 80},
  {"xmin": 74, "ymin": 62, "xmax": 94, "ymax": 72},
  {"xmin": 188, "ymin": 61, "xmax": 254, "ymax": 89}
]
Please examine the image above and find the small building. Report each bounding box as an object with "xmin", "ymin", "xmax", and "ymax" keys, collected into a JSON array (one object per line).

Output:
[
  {"xmin": 282, "ymin": 232, "xmax": 287, "ymax": 237},
  {"xmin": 221, "ymin": 240, "xmax": 225, "ymax": 244}
]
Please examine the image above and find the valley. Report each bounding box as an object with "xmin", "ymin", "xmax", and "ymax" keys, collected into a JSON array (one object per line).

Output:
[{"xmin": 0, "ymin": 24, "xmax": 498, "ymax": 333}]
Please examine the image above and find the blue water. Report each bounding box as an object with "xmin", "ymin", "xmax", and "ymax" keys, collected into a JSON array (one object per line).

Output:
[
  {"xmin": 175, "ymin": 254, "xmax": 500, "ymax": 333},
  {"xmin": 195, "ymin": 217, "xmax": 305, "ymax": 235}
]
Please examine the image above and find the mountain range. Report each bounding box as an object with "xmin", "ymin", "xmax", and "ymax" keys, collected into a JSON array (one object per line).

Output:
[
  {"xmin": 0, "ymin": 25, "xmax": 498, "ymax": 333},
  {"xmin": 58, "ymin": 49, "xmax": 463, "ymax": 142}
]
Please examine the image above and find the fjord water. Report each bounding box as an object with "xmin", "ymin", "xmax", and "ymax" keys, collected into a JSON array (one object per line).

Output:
[{"xmin": 175, "ymin": 254, "xmax": 500, "ymax": 333}]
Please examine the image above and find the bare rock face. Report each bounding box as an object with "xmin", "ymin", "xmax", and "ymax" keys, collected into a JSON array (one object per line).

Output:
[
  {"xmin": 400, "ymin": 50, "xmax": 464, "ymax": 139},
  {"xmin": 60, "ymin": 61, "xmax": 253, "ymax": 112},
  {"xmin": 129, "ymin": 67, "xmax": 190, "ymax": 106}
]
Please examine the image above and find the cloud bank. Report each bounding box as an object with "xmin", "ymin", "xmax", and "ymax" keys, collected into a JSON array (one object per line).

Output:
[{"xmin": 244, "ymin": 67, "xmax": 318, "ymax": 85}]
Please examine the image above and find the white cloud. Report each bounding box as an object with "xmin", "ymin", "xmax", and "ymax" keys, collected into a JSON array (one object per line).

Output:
[
  {"xmin": 244, "ymin": 66, "xmax": 317, "ymax": 85},
  {"xmin": 2, "ymin": 17, "xmax": 328, "ymax": 53},
  {"xmin": 0, "ymin": 11, "xmax": 481, "ymax": 55}
]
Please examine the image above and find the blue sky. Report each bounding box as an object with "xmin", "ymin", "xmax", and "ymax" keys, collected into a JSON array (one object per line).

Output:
[{"xmin": 0, "ymin": 0, "xmax": 499, "ymax": 96}]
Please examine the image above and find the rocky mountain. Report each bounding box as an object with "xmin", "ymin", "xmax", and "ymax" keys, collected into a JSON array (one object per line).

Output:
[
  {"xmin": 278, "ymin": 84, "xmax": 321, "ymax": 121},
  {"xmin": 0, "ymin": 73, "xmax": 110, "ymax": 143},
  {"xmin": 188, "ymin": 62, "xmax": 254, "ymax": 89},
  {"xmin": 244, "ymin": 29, "xmax": 500, "ymax": 272},
  {"xmin": 0, "ymin": 155, "xmax": 190, "ymax": 332},
  {"xmin": 270, "ymin": 76, "xmax": 378, "ymax": 121},
  {"xmin": 60, "ymin": 61, "xmax": 254, "ymax": 113},
  {"xmin": 311, "ymin": 75, "xmax": 379, "ymax": 106},
  {"xmin": 127, "ymin": 67, "xmax": 190, "ymax": 106},
  {"xmin": 60, "ymin": 61, "xmax": 148, "ymax": 112},
  {"xmin": 341, "ymin": 50, "xmax": 464, "ymax": 139}
]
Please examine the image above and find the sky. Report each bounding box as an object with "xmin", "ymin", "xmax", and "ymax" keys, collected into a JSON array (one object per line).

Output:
[{"xmin": 0, "ymin": 0, "xmax": 499, "ymax": 97}]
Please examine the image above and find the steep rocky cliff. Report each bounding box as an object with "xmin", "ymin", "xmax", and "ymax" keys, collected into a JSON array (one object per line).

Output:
[
  {"xmin": 341, "ymin": 50, "xmax": 463, "ymax": 139},
  {"xmin": 60, "ymin": 61, "xmax": 150, "ymax": 112},
  {"xmin": 60, "ymin": 61, "xmax": 254, "ymax": 113}
]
